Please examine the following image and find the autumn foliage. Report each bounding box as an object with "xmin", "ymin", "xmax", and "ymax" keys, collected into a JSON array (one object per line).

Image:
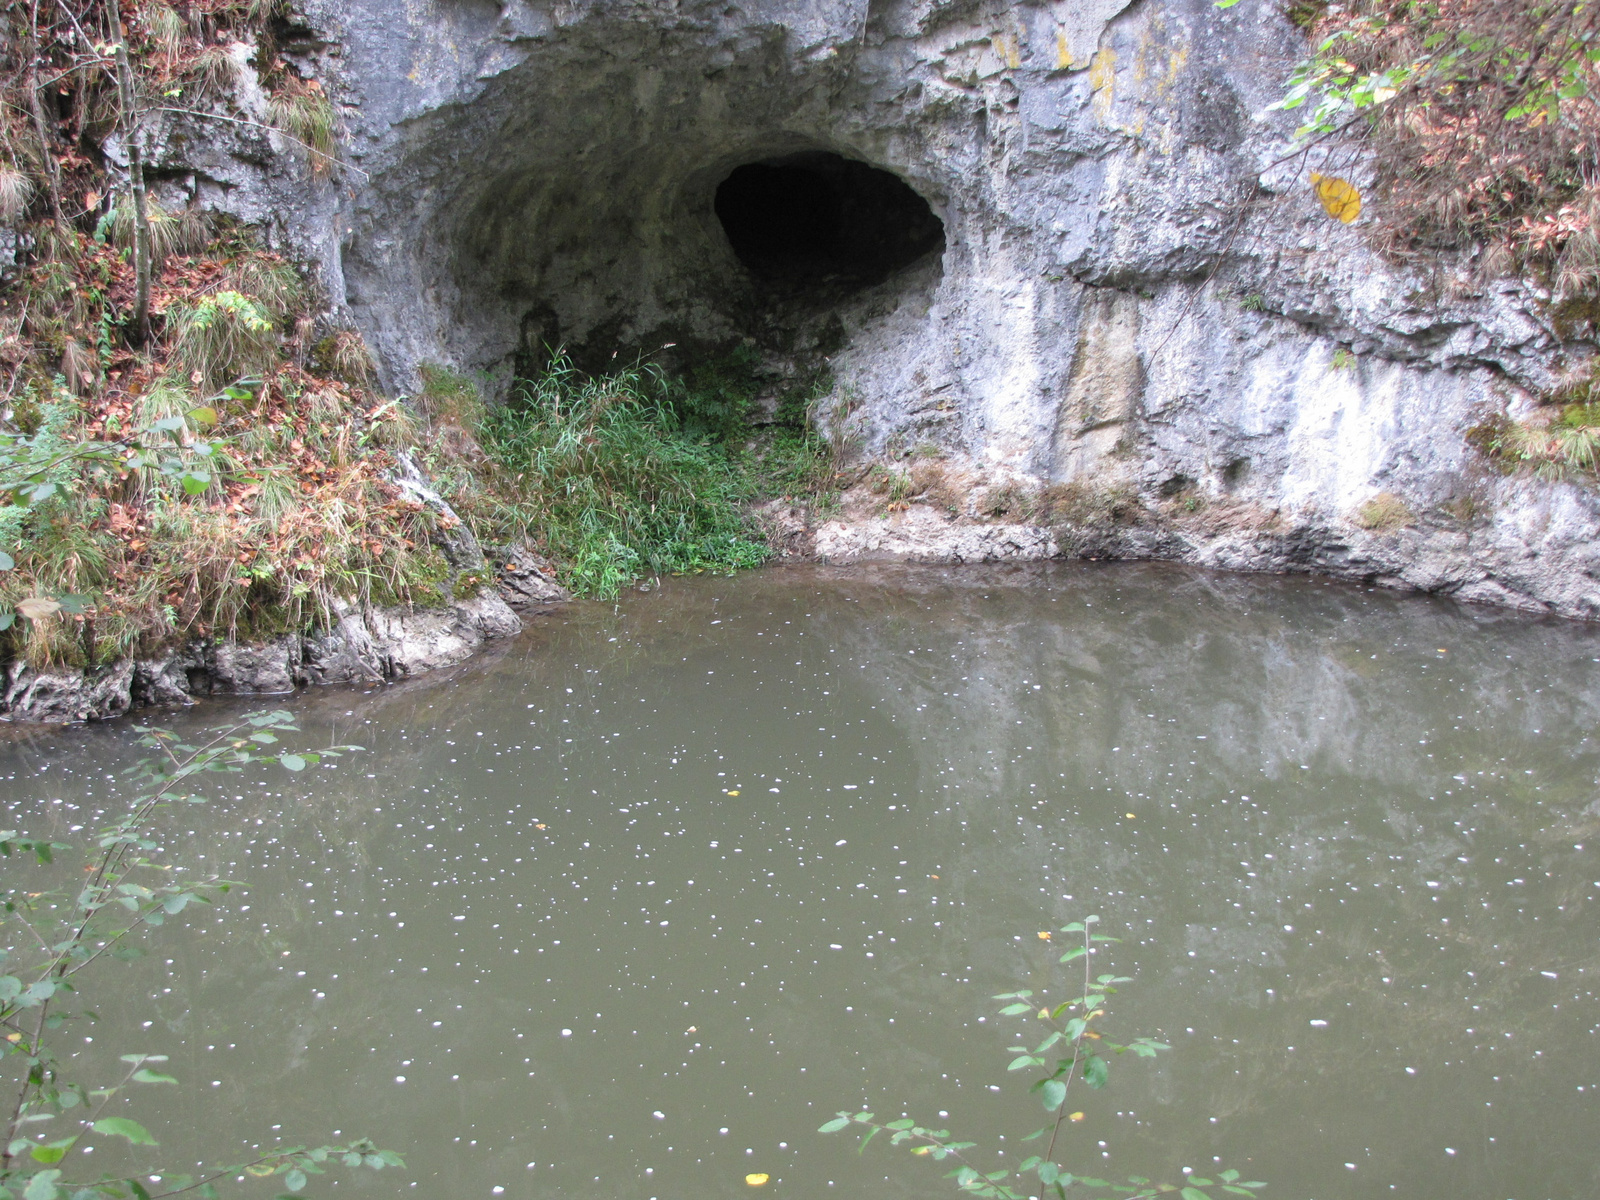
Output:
[{"xmin": 1289, "ymin": 1, "xmax": 1600, "ymax": 302}]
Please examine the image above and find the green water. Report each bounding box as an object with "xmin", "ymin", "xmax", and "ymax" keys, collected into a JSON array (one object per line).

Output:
[{"xmin": 3, "ymin": 563, "xmax": 1597, "ymax": 1200}]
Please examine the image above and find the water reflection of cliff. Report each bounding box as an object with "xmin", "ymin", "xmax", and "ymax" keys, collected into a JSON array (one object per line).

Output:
[{"xmin": 3, "ymin": 563, "xmax": 1597, "ymax": 1199}]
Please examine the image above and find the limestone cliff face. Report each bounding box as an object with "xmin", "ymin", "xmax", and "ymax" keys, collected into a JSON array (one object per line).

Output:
[{"xmin": 167, "ymin": 0, "xmax": 1598, "ymax": 616}]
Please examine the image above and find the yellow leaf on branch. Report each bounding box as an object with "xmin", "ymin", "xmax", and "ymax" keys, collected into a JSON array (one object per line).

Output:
[{"xmin": 1310, "ymin": 172, "xmax": 1362, "ymax": 223}]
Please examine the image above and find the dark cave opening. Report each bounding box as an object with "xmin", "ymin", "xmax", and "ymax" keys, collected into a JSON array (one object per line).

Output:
[{"xmin": 713, "ymin": 152, "xmax": 944, "ymax": 297}]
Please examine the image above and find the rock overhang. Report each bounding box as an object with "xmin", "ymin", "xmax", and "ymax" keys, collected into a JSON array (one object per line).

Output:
[{"xmin": 276, "ymin": 0, "xmax": 1600, "ymax": 624}]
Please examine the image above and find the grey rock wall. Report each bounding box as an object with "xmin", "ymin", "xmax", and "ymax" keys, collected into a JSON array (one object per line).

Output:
[{"xmin": 146, "ymin": 0, "xmax": 1599, "ymax": 617}]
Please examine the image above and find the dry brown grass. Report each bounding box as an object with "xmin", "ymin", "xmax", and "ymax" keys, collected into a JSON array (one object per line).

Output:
[
  {"xmin": 0, "ymin": 163, "xmax": 32, "ymax": 225},
  {"xmin": 1354, "ymin": 491, "xmax": 1415, "ymax": 532},
  {"xmin": 1040, "ymin": 480, "xmax": 1144, "ymax": 526},
  {"xmin": 909, "ymin": 459, "xmax": 964, "ymax": 513}
]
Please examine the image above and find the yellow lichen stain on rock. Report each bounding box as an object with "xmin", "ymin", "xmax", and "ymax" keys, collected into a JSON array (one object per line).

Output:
[
  {"xmin": 1056, "ymin": 31, "xmax": 1072, "ymax": 70},
  {"xmin": 927, "ymin": 24, "xmax": 1020, "ymax": 86},
  {"xmin": 990, "ymin": 30, "xmax": 1021, "ymax": 70},
  {"xmin": 1161, "ymin": 40, "xmax": 1190, "ymax": 95},
  {"xmin": 1089, "ymin": 47, "xmax": 1116, "ymax": 121}
]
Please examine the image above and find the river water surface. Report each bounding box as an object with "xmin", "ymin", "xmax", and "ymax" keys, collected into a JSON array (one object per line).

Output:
[{"xmin": 4, "ymin": 563, "xmax": 1598, "ymax": 1200}]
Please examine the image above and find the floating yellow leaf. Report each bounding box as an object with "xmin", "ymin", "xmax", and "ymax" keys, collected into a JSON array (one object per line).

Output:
[
  {"xmin": 1037, "ymin": 931, "xmax": 1052, "ymax": 941},
  {"xmin": 724, "ymin": 789, "xmax": 741, "ymax": 796},
  {"xmin": 912, "ymin": 1145, "xmax": 932, "ymax": 1156},
  {"xmin": 1309, "ymin": 172, "xmax": 1361, "ymax": 223},
  {"xmin": 1125, "ymin": 813, "xmax": 1136, "ymax": 819},
  {"xmin": 1069, "ymin": 1111, "xmax": 1086, "ymax": 1122},
  {"xmin": 746, "ymin": 1173, "xmax": 770, "ymax": 1186}
]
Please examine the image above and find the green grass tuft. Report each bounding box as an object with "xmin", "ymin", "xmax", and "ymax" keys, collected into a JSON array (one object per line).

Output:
[{"xmin": 476, "ymin": 357, "xmax": 772, "ymax": 598}]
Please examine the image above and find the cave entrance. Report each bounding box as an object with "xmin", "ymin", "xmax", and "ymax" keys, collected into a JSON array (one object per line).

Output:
[{"xmin": 713, "ymin": 152, "xmax": 944, "ymax": 300}]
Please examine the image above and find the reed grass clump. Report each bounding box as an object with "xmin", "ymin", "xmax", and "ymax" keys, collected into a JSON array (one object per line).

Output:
[{"xmin": 476, "ymin": 356, "xmax": 770, "ymax": 598}]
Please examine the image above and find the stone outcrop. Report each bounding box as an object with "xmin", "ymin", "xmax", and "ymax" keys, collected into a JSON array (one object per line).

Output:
[{"xmin": 1, "ymin": 588, "xmax": 528, "ymax": 724}]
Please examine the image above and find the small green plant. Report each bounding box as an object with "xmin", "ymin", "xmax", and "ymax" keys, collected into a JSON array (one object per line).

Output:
[
  {"xmin": 1283, "ymin": 0, "xmax": 1328, "ymax": 31},
  {"xmin": 1329, "ymin": 347, "xmax": 1357, "ymax": 371},
  {"xmin": 103, "ymin": 198, "xmax": 207, "ymax": 265},
  {"xmin": 191, "ymin": 44, "xmax": 244, "ymax": 98},
  {"xmin": 1041, "ymin": 482, "xmax": 1143, "ymax": 527},
  {"xmin": 821, "ymin": 918, "xmax": 1264, "ymax": 1200},
  {"xmin": 0, "ymin": 710, "xmax": 404, "ymax": 1198},
  {"xmin": 980, "ymin": 481, "xmax": 1040, "ymax": 521},
  {"xmin": 1438, "ymin": 492, "xmax": 1490, "ymax": 526},
  {"xmin": 226, "ymin": 255, "xmax": 305, "ymax": 324},
  {"xmin": 1238, "ymin": 292, "xmax": 1266, "ymax": 312}
]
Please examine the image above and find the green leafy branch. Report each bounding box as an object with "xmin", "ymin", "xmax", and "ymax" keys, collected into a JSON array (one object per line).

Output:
[
  {"xmin": 0, "ymin": 710, "xmax": 391, "ymax": 1200},
  {"xmin": 1253, "ymin": 4, "xmax": 1600, "ymax": 141},
  {"xmin": 820, "ymin": 917, "xmax": 1266, "ymax": 1200}
]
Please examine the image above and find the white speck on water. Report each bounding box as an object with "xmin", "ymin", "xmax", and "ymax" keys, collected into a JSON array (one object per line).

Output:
[
  {"xmin": 835, "ymin": 839, "xmax": 847, "ymax": 846},
  {"xmin": 560, "ymin": 1029, "xmax": 573, "ymax": 1037},
  {"xmin": 653, "ymin": 1111, "xmax": 666, "ymax": 1120},
  {"xmin": 395, "ymin": 1076, "xmax": 406, "ymax": 1083},
  {"xmin": 1310, "ymin": 1019, "xmax": 1329, "ymax": 1027}
]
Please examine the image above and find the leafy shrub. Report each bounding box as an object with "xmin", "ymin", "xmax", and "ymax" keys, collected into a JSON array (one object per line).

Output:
[
  {"xmin": 0, "ymin": 710, "xmax": 403, "ymax": 1199},
  {"xmin": 668, "ymin": 343, "xmax": 761, "ymax": 441},
  {"xmin": 821, "ymin": 918, "xmax": 1264, "ymax": 1200}
]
